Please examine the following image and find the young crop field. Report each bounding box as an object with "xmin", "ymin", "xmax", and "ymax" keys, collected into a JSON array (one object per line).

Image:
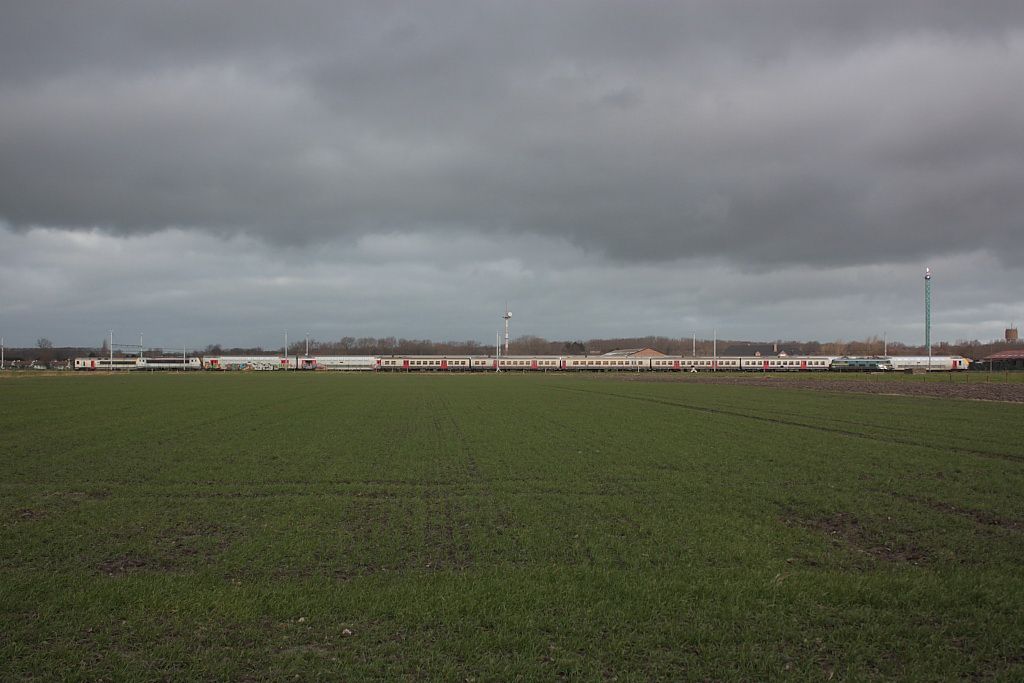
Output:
[{"xmin": 2, "ymin": 372, "xmax": 1023, "ymax": 679}]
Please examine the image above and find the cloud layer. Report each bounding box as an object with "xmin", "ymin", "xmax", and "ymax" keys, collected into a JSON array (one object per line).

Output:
[
  {"xmin": 1, "ymin": 225, "xmax": 1017, "ymax": 348},
  {"xmin": 1, "ymin": 2, "xmax": 1022, "ymax": 345}
]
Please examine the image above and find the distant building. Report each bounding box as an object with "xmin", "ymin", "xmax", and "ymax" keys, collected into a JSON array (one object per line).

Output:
[
  {"xmin": 1007, "ymin": 327, "xmax": 1019, "ymax": 343},
  {"xmin": 981, "ymin": 350, "xmax": 1024, "ymax": 370},
  {"xmin": 601, "ymin": 348, "xmax": 665, "ymax": 358}
]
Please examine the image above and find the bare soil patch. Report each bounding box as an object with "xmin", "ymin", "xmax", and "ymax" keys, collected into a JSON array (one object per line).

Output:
[
  {"xmin": 782, "ymin": 509, "xmax": 929, "ymax": 565},
  {"xmin": 97, "ymin": 554, "xmax": 160, "ymax": 576}
]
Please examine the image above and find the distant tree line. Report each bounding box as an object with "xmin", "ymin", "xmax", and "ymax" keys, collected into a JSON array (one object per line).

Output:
[
  {"xmin": 5, "ymin": 335, "xmax": 1021, "ymax": 363},
  {"xmin": 204, "ymin": 335, "xmax": 1024, "ymax": 359}
]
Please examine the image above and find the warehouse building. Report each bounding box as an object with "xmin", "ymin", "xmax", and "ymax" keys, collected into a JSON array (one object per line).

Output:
[{"xmin": 980, "ymin": 350, "xmax": 1024, "ymax": 371}]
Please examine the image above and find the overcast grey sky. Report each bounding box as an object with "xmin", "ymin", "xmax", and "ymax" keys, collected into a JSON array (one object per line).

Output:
[{"xmin": 2, "ymin": 1, "xmax": 1022, "ymax": 348}]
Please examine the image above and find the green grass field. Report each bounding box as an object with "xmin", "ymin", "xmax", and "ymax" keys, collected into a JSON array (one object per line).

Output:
[{"xmin": 2, "ymin": 373, "xmax": 1023, "ymax": 680}]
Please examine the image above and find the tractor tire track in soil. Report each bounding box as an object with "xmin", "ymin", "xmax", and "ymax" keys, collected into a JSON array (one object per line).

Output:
[
  {"xmin": 549, "ymin": 385, "xmax": 1024, "ymax": 464},
  {"xmin": 619, "ymin": 373, "xmax": 1024, "ymax": 403}
]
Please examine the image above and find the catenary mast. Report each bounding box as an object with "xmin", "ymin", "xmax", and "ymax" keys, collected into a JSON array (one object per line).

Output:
[
  {"xmin": 925, "ymin": 267, "xmax": 932, "ymax": 370},
  {"xmin": 503, "ymin": 303, "xmax": 512, "ymax": 356}
]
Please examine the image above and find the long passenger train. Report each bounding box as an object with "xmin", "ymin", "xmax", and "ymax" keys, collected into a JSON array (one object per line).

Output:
[{"xmin": 73, "ymin": 354, "xmax": 971, "ymax": 372}]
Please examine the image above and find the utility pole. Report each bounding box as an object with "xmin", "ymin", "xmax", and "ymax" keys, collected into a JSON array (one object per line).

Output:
[
  {"xmin": 883, "ymin": 331, "xmax": 887, "ymax": 356},
  {"xmin": 140, "ymin": 333, "xmax": 144, "ymax": 360},
  {"xmin": 692, "ymin": 332, "xmax": 696, "ymax": 358},
  {"xmin": 305, "ymin": 333, "xmax": 309, "ymax": 357},
  {"xmin": 1, "ymin": 336, "xmax": 4, "ymax": 370},
  {"xmin": 925, "ymin": 268, "xmax": 932, "ymax": 371},
  {"xmin": 284, "ymin": 331, "xmax": 288, "ymax": 369},
  {"xmin": 496, "ymin": 331, "xmax": 501, "ymax": 372},
  {"xmin": 109, "ymin": 330, "xmax": 113, "ymax": 370}
]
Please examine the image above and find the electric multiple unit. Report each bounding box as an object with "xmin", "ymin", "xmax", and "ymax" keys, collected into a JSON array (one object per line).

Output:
[{"xmin": 72, "ymin": 354, "xmax": 972, "ymax": 372}]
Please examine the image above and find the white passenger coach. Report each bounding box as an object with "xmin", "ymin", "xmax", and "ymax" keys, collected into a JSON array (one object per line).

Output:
[{"xmin": 73, "ymin": 353, "xmax": 972, "ymax": 372}]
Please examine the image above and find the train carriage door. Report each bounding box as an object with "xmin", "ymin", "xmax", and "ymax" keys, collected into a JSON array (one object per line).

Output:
[
  {"xmin": 673, "ymin": 360, "xmax": 680, "ymax": 370},
  {"xmin": 441, "ymin": 359, "xmax": 448, "ymax": 370},
  {"xmin": 403, "ymin": 358, "xmax": 410, "ymax": 370},
  {"xmin": 560, "ymin": 358, "xmax": 567, "ymax": 370},
  {"xmin": 763, "ymin": 359, "xmax": 769, "ymax": 370},
  {"xmin": 91, "ymin": 360, "xmax": 96, "ymax": 369},
  {"xmin": 531, "ymin": 359, "xmax": 538, "ymax": 370},
  {"xmin": 800, "ymin": 360, "xmax": 807, "ymax": 370}
]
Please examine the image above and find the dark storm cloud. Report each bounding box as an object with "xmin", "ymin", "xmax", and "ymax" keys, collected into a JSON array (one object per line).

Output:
[{"xmin": 1, "ymin": 1, "xmax": 1023, "ymax": 267}]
